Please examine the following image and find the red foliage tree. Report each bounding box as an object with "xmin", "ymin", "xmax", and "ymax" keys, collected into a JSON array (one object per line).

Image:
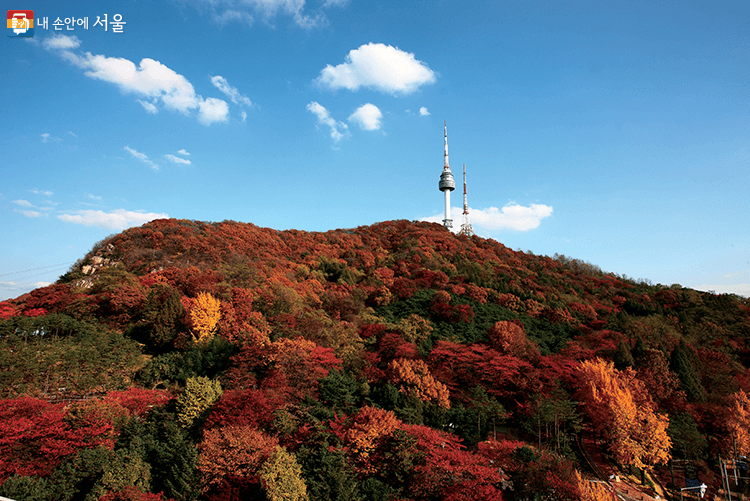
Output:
[
  {"xmin": 104, "ymin": 388, "xmax": 171, "ymax": 418},
  {"xmin": 404, "ymin": 424, "xmax": 503, "ymax": 500},
  {"xmin": 0, "ymin": 301, "xmax": 19, "ymax": 319},
  {"xmin": 205, "ymin": 389, "xmax": 285, "ymax": 431},
  {"xmin": 0, "ymin": 397, "xmax": 113, "ymax": 480}
]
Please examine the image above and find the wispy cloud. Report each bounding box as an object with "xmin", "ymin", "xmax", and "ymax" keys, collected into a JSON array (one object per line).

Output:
[
  {"xmin": 58, "ymin": 209, "xmax": 168, "ymax": 230},
  {"xmin": 165, "ymin": 154, "xmax": 192, "ymax": 165},
  {"xmin": 30, "ymin": 189, "xmax": 53, "ymax": 196},
  {"xmin": 177, "ymin": 149, "xmax": 190, "ymax": 156},
  {"xmin": 40, "ymin": 133, "xmax": 61, "ymax": 143},
  {"xmin": 43, "ymin": 35, "xmax": 229, "ymax": 125},
  {"xmin": 211, "ymin": 76, "xmax": 253, "ymax": 107},
  {"xmin": 124, "ymin": 146, "xmax": 159, "ymax": 170},
  {"xmin": 421, "ymin": 204, "xmax": 554, "ymax": 232},
  {"xmin": 315, "ymin": 43, "xmax": 436, "ymax": 95},
  {"xmin": 419, "ymin": 107, "xmax": 430, "ymax": 116},
  {"xmin": 306, "ymin": 102, "xmax": 348, "ymax": 142},
  {"xmin": 138, "ymin": 100, "xmax": 159, "ymax": 114},
  {"xmin": 348, "ymin": 103, "xmax": 383, "ymax": 131},
  {"xmin": 43, "ymin": 34, "xmax": 81, "ymax": 50},
  {"xmin": 1, "ymin": 280, "xmax": 52, "ymax": 291},
  {"xmin": 12, "ymin": 199, "xmax": 53, "ymax": 219},
  {"xmin": 187, "ymin": 0, "xmax": 346, "ymax": 29},
  {"xmin": 17, "ymin": 210, "xmax": 43, "ymax": 218}
]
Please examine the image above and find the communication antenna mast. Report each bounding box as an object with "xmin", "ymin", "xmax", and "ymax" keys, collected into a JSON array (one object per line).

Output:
[{"xmin": 458, "ymin": 164, "xmax": 474, "ymax": 236}]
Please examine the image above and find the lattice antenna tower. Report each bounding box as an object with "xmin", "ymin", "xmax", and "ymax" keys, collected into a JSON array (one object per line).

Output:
[{"xmin": 458, "ymin": 163, "xmax": 475, "ymax": 236}]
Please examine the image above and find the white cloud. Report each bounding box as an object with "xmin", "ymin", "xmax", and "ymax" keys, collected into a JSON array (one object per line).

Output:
[
  {"xmin": 694, "ymin": 283, "xmax": 750, "ymax": 297},
  {"xmin": 43, "ymin": 35, "xmax": 229, "ymax": 125},
  {"xmin": 191, "ymin": 0, "xmax": 344, "ymax": 29},
  {"xmin": 1, "ymin": 280, "xmax": 51, "ymax": 291},
  {"xmin": 348, "ymin": 103, "xmax": 382, "ymax": 130},
  {"xmin": 17, "ymin": 210, "xmax": 43, "ymax": 218},
  {"xmin": 12, "ymin": 200, "xmax": 44, "ymax": 218},
  {"xmin": 138, "ymin": 100, "xmax": 159, "ymax": 114},
  {"xmin": 306, "ymin": 101, "xmax": 348, "ymax": 141},
  {"xmin": 58, "ymin": 209, "xmax": 168, "ymax": 230},
  {"xmin": 421, "ymin": 203, "xmax": 553, "ymax": 232},
  {"xmin": 211, "ymin": 76, "xmax": 253, "ymax": 107},
  {"xmin": 165, "ymin": 154, "xmax": 192, "ymax": 165},
  {"xmin": 198, "ymin": 97, "xmax": 230, "ymax": 125},
  {"xmin": 124, "ymin": 146, "xmax": 159, "ymax": 170},
  {"xmin": 67, "ymin": 131, "xmax": 78, "ymax": 137},
  {"xmin": 30, "ymin": 189, "xmax": 53, "ymax": 196},
  {"xmin": 213, "ymin": 9, "xmax": 254, "ymax": 27},
  {"xmin": 315, "ymin": 43, "xmax": 436, "ymax": 95},
  {"xmin": 43, "ymin": 34, "xmax": 81, "ymax": 50},
  {"xmin": 471, "ymin": 204, "xmax": 554, "ymax": 231},
  {"xmin": 177, "ymin": 149, "xmax": 190, "ymax": 156},
  {"xmin": 240, "ymin": 110, "xmax": 248, "ymax": 122},
  {"xmin": 87, "ymin": 193, "xmax": 103, "ymax": 200},
  {"xmin": 419, "ymin": 106, "xmax": 430, "ymax": 116},
  {"xmin": 40, "ymin": 133, "xmax": 60, "ymax": 143}
]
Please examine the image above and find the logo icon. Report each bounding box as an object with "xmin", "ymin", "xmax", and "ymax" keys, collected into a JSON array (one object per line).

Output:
[{"xmin": 7, "ymin": 10, "xmax": 34, "ymax": 37}]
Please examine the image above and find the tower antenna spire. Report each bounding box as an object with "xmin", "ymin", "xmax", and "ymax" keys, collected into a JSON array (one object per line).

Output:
[
  {"xmin": 459, "ymin": 163, "xmax": 474, "ymax": 236},
  {"xmin": 444, "ymin": 121, "xmax": 449, "ymax": 169},
  {"xmin": 438, "ymin": 121, "xmax": 455, "ymax": 229}
]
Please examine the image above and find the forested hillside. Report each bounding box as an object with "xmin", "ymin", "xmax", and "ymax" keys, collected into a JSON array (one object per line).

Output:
[{"xmin": 1, "ymin": 218, "xmax": 749, "ymax": 501}]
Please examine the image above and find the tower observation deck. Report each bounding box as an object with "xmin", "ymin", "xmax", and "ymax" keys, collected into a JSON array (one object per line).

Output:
[{"xmin": 439, "ymin": 122, "xmax": 455, "ymax": 228}]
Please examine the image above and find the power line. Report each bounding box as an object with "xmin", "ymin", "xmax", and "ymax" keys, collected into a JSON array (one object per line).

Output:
[{"xmin": 0, "ymin": 262, "xmax": 75, "ymax": 278}]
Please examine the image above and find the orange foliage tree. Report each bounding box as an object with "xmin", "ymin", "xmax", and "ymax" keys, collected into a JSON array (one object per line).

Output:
[
  {"xmin": 487, "ymin": 320, "xmax": 540, "ymax": 360},
  {"xmin": 577, "ymin": 359, "xmax": 671, "ymax": 469},
  {"xmin": 197, "ymin": 425, "xmax": 279, "ymax": 489},
  {"xmin": 185, "ymin": 292, "xmax": 221, "ymax": 342},
  {"xmin": 389, "ymin": 358, "xmax": 451, "ymax": 409},
  {"xmin": 270, "ymin": 337, "xmax": 342, "ymax": 400},
  {"xmin": 573, "ymin": 471, "xmax": 616, "ymax": 501},
  {"xmin": 726, "ymin": 389, "xmax": 750, "ymax": 456},
  {"xmin": 330, "ymin": 406, "xmax": 400, "ymax": 474}
]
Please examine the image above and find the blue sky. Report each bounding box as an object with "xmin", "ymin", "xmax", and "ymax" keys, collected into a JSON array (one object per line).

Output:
[{"xmin": 2, "ymin": 0, "xmax": 749, "ymax": 300}]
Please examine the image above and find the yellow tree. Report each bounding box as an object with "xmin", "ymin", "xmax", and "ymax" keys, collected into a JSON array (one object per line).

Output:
[
  {"xmin": 574, "ymin": 471, "xmax": 615, "ymax": 501},
  {"xmin": 259, "ymin": 446, "xmax": 309, "ymax": 501},
  {"xmin": 577, "ymin": 359, "xmax": 671, "ymax": 470},
  {"xmin": 726, "ymin": 390, "xmax": 750, "ymax": 457},
  {"xmin": 389, "ymin": 357, "xmax": 451, "ymax": 409},
  {"xmin": 188, "ymin": 292, "xmax": 221, "ymax": 342}
]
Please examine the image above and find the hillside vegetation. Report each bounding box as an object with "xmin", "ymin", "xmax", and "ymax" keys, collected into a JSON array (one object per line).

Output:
[{"xmin": 1, "ymin": 218, "xmax": 749, "ymax": 501}]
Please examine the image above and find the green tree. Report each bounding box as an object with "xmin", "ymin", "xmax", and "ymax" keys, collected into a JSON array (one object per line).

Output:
[
  {"xmin": 176, "ymin": 376, "xmax": 223, "ymax": 429},
  {"xmin": 670, "ymin": 341, "xmax": 706, "ymax": 402},
  {"xmin": 613, "ymin": 339, "xmax": 635, "ymax": 370},
  {"xmin": 259, "ymin": 446, "xmax": 309, "ymax": 501},
  {"xmin": 667, "ymin": 412, "xmax": 707, "ymax": 460},
  {"xmin": 131, "ymin": 284, "xmax": 185, "ymax": 351}
]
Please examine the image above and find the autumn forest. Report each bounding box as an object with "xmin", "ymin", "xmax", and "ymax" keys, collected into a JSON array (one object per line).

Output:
[{"xmin": 1, "ymin": 218, "xmax": 749, "ymax": 501}]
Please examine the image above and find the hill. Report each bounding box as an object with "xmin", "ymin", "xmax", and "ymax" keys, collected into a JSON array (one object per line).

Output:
[{"xmin": 1, "ymin": 218, "xmax": 749, "ymax": 501}]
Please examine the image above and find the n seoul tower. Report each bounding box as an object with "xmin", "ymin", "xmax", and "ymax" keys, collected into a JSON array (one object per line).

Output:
[{"xmin": 438, "ymin": 121, "xmax": 456, "ymax": 228}]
